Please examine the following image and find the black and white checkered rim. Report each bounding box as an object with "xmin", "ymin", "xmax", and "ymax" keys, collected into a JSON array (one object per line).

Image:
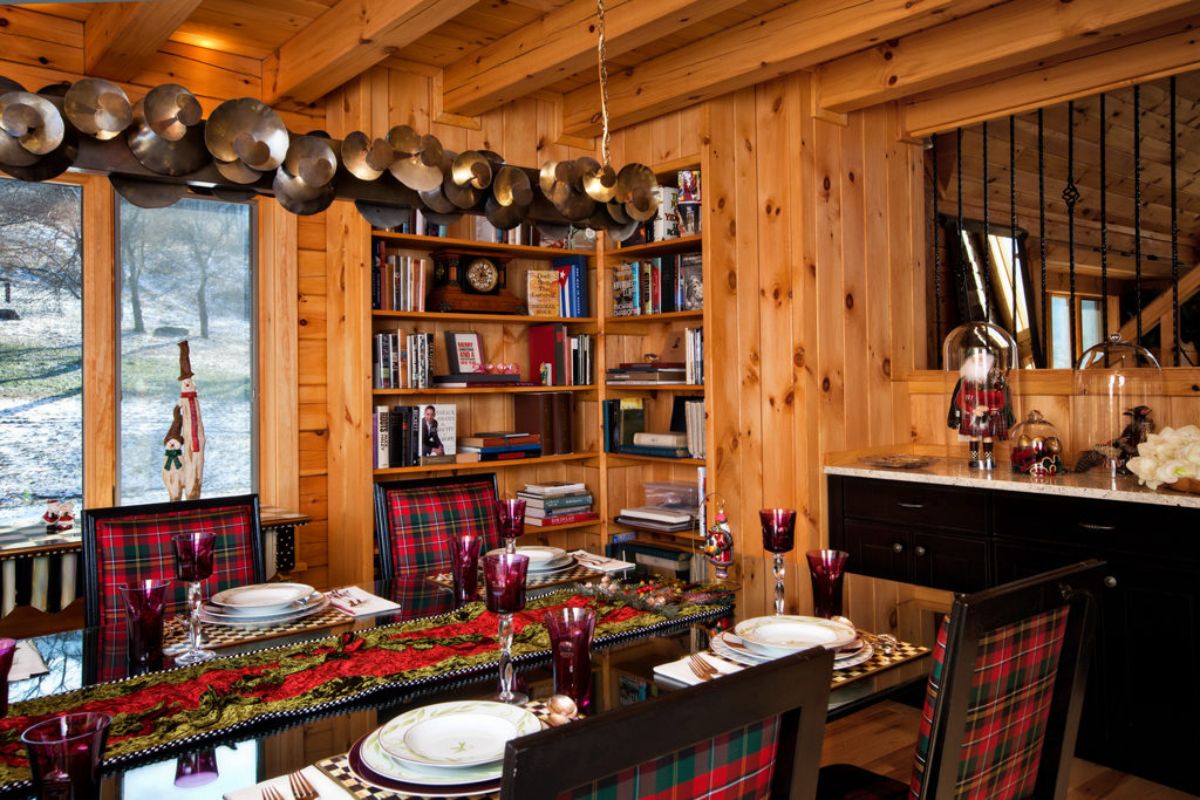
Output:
[{"xmin": 0, "ymin": 595, "xmax": 733, "ymax": 794}]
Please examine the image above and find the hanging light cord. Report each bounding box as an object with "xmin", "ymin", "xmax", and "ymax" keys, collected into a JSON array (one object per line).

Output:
[{"xmin": 595, "ymin": 0, "xmax": 611, "ymax": 167}]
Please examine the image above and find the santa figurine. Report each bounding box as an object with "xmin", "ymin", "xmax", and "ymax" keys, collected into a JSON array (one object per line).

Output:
[{"xmin": 947, "ymin": 345, "xmax": 1015, "ymax": 470}]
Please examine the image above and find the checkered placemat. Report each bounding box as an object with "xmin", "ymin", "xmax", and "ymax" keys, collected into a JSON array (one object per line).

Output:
[
  {"xmin": 428, "ymin": 563, "xmax": 606, "ymax": 594},
  {"xmin": 703, "ymin": 636, "xmax": 930, "ymax": 690},
  {"xmin": 313, "ymin": 701, "xmax": 569, "ymax": 799},
  {"xmin": 164, "ymin": 606, "xmax": 351, "ymax": 650}
]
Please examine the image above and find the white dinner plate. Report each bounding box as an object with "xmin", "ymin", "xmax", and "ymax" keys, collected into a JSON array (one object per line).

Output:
[
  {"xmin": 198, "ymin": 596, "xmax": 329, "ymax": 627},
  {"xmin": 359, "ymin": 729, "xmax": 503, "ymax": 787},
  {"xmin": 711, "ymin": 631, "xmax": 874, "ymax": 670},
  {"xmin": 734, "ymin": 615, "xmax": 857, "ymax": 657},
  {"xmin": 210, "ymin": 582, "xmax": 315, "ymax": 611},
  {"xmin": 378, "ymin": 701, "xmax": 539, "ymax": 769},
  {"xmin": 527, "ymin": 556, "xmax": 575, "ymax": 574},
  {"xmin": 487, "ymin": 546, "xmax": 565, "ymax": 566},
  {"xmin": 402, "ymin": 713, "xmax": 517, "ymax": 767}
]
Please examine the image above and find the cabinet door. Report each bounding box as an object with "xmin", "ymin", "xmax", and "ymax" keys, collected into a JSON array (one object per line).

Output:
[
  {"xmin": 911, "ymin": 532, "xmax": 988, "ymax": 592},
  {"xmin": 1099, "ymin": 560, "xmax": 1200, "ymax": 794},
  {"xmin": 843, "ymin": 521, "xmax": 910, "ymax": 583}
]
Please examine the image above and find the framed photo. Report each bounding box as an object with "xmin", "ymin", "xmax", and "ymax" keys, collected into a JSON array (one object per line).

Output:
[{"xmin": 444, "ymin": 331, "xmax": 484, "ymax": 373}]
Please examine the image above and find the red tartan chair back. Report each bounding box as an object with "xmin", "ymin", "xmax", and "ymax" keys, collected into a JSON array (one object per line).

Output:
[
  {"xmin": 81, "ymin": 495, "xmax": 264, "ymax": 628},
  {"xmin": 501, "ymin": 647, "xmax": 834, "ymax": 800},
  {"xmin": 373, "ymin": 475, "xmax": 500, "ymax": 580},
  {"xmin": 907, "ymin": 560, "xmax": 1104, "ymax": 800}
]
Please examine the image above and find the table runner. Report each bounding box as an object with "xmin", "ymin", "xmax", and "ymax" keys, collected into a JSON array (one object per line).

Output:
[{"xmin": 0, "ymin": 586, "xmax": 731, "ymax": 789}]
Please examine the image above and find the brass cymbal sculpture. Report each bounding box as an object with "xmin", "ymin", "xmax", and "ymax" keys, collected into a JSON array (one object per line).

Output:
[{"xmin": 64, "ymin": 78, "xmax": 131, "ymax": 141}]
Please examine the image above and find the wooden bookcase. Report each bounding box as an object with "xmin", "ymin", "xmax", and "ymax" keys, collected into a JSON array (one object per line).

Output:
[{"xmin": 361, "ymin": 162, "xmax": 711, "ymax": 558}]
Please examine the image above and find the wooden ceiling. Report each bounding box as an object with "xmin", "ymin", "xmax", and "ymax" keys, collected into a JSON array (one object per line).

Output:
[{"xmin": 11, "ymin": 0, "xmax": 1200, "ymax": 140}]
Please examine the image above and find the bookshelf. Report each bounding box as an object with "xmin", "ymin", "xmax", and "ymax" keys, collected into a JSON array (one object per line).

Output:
[{"xmin": 359, "ymin": 161, "xmax": 710, "ymax": 559}]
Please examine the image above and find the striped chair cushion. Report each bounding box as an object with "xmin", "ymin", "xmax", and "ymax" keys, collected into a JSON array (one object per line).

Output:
[
  {"xmin": 558, "ymin": 717, "xmax": 780, "ymax": 800},
  {"xmin": 383, "ymin": 479, "xmax": 500, "ymax": 576},
  {"xmin": 910, "ymin": 607, "xmax": 1069, "ymax": 800},
  {"xmin": 92, "ymin": 503, "xmax": 258, "ymax": 628}
]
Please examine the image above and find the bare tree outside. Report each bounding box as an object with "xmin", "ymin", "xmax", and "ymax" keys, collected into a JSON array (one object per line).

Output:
[{"xmin": 0, "ymin": 179, "xmax": 83, "ymax": 528}]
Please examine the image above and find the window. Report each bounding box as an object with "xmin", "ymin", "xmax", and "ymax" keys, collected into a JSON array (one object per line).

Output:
[
  {"xmin": 1048, "ymin": 292, "xmax": 1110, "ymax": 368},
  {"xmin": 0, "ymin": 179, "xmax": 83, "ymax": 527},
  {"xmin": 117, "ymin": 197, "xmax": 256, "ymax": 505}
]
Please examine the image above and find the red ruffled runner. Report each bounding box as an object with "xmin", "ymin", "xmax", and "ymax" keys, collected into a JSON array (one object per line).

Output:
[{"xmin": 0, "ymin": 587, "xmax": 730, "ymax": 787}]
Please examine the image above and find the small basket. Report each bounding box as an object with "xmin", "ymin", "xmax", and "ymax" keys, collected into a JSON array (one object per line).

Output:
[{"xmin": 1164, "ymin": 477, "xmax": 1200, "ymax": 495}]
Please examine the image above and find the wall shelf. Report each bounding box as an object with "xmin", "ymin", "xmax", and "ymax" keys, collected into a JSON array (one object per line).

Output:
[{"xmin": 373, "ymin": 452, "xmax": 598, "ymax": 477}]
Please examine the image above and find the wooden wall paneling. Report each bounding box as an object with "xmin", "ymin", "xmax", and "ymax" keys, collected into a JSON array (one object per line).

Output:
[
  {"xmin": 840, "ymin": 112, "xmax": 870, "ymax": 451},
  {"xmin": 79, "ymin": 174, "xmax": 118, "ymax": 509},
  {"xmin": 388, "ymin": 66, "xmax": 432, "ymax": 134},
  {"xmin": 815, "ymin": 109, "xmax": 849, "ymax": 461},
  {"xmin": 257, "ymin": 200, "xmax": 300, "ymax": 511},
  {"xmin": 325, "ymin": 76, "xmax": 375, "ymax": 586},
  {"xmin": 863, "ymin": 106, "xmax": 896, "ymax": 445}
]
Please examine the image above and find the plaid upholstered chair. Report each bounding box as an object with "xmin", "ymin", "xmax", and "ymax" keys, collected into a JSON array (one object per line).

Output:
[
  {"xmin": 373, "ymin": 474, "xmax": 502, "ymax": 580},
  {"xmin": 81, "ymin": 495, "xmax": 264, "ymax": 628},
  {"xmin": 817, "ymin": 559, "xmax": 1105, "ymax": 800},
  {"xmin": 501, "ymin": 646, "xmax": 835, "ymax": 800}
]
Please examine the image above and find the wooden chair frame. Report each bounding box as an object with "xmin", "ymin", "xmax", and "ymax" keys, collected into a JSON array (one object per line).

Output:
[
  {"xmin": 501, "ymin": 646, "xmax": 835, "ymax": 800},
  {"xmin": 919, "ymin": 559, "xmax": 1104, "ymax": 800},
  {"xmin": 372, "ymin": 472, "xmax": 499, "ymax": 580},
  {"xmin": 81, "ymin": 494, "xmax": 264, "ymax": 627}
]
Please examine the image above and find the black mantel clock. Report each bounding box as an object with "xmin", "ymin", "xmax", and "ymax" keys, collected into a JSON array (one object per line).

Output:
[{"xmin": 428, "ymin": 250, "xmax": 525, "ymax": 314}]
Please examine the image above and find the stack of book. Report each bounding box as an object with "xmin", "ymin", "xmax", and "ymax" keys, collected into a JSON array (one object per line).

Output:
[
  {"xmin": 517, "ymin": 481, "xmax": 598, "ymax": 528},
  {"xmin": 621, "ymin": 431, "xmax": 691, "ymax": 460},
  {"xmin": 614, "ymin": 504, "xmax": 697, "ymax": 533},
  {"xmin": 373, "ymin": 404, "xmax": 457, "ymax": 469},
  {"xmin": 372, "ymin": 243, "xmax": 431, "ymax": 311},
  {"xmin": 684, "ymin": 327, "xmax": 703, "ymax": 385},
  {"xmin": 457, "ymin": 432, "xmax": 542, "ymax": 462},
  {"xmin": 373, "ymin": 332, "xmax": 433, "ymax": 389},
  {"xmin": 472, "ymin": 217, "xmax": 537, "ymax": 246},
  {"xmin": 529, "ymin": 323, "xmax": 594, "ymax": 386},
  {"xmin": 606, "ymin": 361, "xmax": 687, "ymax": 386}
]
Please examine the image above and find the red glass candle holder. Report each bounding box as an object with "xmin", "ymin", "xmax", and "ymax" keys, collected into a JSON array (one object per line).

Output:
[
  {"xmin": 544, "ymin": 608, "xmax": 596, "ymax": 712},
  {"xmin": 174, "ymin": 748, "xmax": 219, "ymax": 787},
  {"xmin": 447, "ymin": 532, "xmax": 482, "ymax": 605},
  {"xmin": 21, "ymin": 712, "xmax": 111, "ymax": 800},
  {"xmin": 805, "ymin": 549, "xmax": 849, "ymax": 619},
  {"xmin": 119, "ymin": 580, "xmax": 170, "ymax": 669}
]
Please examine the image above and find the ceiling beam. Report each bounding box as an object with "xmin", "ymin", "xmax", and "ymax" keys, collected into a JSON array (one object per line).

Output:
[
  {"xmin": 262, "ymin": 0, "xmax": 475, "ymax": 106},
  {"xmin": 84, "ymin": 0, "xmax": 204, "ymax": 82},
  {"xmin": 816, "ymin": 0, "xmax": 1200, "ymax": 115},
  {"xmin": 560, "ymin": 0, "xmax": 999, "ymax": 136},
  {"xmin": 903, "ymin": 16, "xmax": 1200, "ymax": 136},
  {"xmin": 441, "ymin": 0, "xmax": 744, "ymax": 118}
]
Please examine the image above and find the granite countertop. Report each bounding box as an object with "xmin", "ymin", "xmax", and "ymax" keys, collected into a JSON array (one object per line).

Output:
[{"xmin": 824, "ymin": 453, "xmax": 1200, "ymax": 510}]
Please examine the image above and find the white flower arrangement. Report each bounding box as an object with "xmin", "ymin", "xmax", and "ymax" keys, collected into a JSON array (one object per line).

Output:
[{"xmin": 1126, "ymin": 425, "xmax": 1200, "ymax": 490}]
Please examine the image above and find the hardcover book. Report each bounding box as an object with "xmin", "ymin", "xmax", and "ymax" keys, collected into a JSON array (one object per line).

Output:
[{"xmin": 526, "ymin": 270, "xmax": 562, "ymax": 316}]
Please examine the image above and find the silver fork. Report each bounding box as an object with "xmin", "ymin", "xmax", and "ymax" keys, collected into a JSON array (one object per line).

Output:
[
  {"xmin": 289, "ymin": 770, "xmax": 319, "ymax": 800},
  {"xmin": 260, "ymin": 784, "xmax": 285, "ymax": 800},
  {"xmin": 688, "ymin": 653, "xmax": 718, "ymax": 681}
]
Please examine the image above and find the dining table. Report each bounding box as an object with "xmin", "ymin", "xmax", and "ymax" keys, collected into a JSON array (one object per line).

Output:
[{"xmin": 0, "ymin": 555, "xmax": 940, "ymax": 799}]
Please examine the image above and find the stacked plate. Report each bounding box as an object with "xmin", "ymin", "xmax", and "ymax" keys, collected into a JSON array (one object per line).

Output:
[
  {"xmin": 347, "ymin": 701, "xmax": 540, "ymax": 797},
  {"xmin": 486, "ymin": 546, "xmax": 575, "ymax": 578},
  {"xmin": 710, "ymin": 615, "xmax": 872, "ymax": 670},
  {"xmin": 198, "ymin": 582, "xmax": 327, "ymax": 627}
]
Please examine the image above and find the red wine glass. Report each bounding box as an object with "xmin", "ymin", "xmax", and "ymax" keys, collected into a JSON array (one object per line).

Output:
[
  {"xmin": 171, "ymin": 531, "xmax": 216, "ymax": 665},
  {"xmin": 760, "ymin": 508, "xmax": 797, "ymax": 615},
  {"xmin": 483, "ymin": 552, "xmax": 530, "ymax": 704}
]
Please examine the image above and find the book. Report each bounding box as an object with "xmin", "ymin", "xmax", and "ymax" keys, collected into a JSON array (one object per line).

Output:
[
  {"xmin": 459, "ymin": 434, "xmax": 541, "ymax": 448},
  {"xmin": 455, "ymin": 452, "xmax": 482, "ymax": 463},
  {"xmin": 633, "ymin": 431, "xmax": 687, "ymax": 447},
  {"xmin": 475, "ymin": 451, "xmax": 538, "ymax": 462},
  {"xmin": 517, "ymin": 492, "xmax": 594, "ymax": 510},
  {"xmin": 614, "ymin": 516, "xmax": 697, "ymax": 533},
  {"xmin": 433, "ymin": 373, "xmax": 523, "ymax": 385},
  {"xmin": 526, "ymin": 270, "xmax": 562, "ymax": 316},
  {"xmin": 526, "ymin": 504, "xmax": 593, "ymax": 519},
  {"xmin": 525, "ymin": 510, "xmax": 599, "ymax": 527},
  {"xmin": 374, "ymin": 406, "xmax": 389, "ymax": 469},
  {"xmin": 528, "ymin": 323, "xmax": 569, "ymax": 386},
  {"xmin": 457, "ymin": 443, "xmax": 543, "ymax": 454},
  {"xmin": 514, "ymin": 392, "xmax": 573, "ymax": 456},
  {"xmin": 522, "ymin": 480, "xmax": 587, "ymax": 495},
  {"xmin": 678, "ymin": 253, "xmax": 703, "ymax": 310},
  {"xmin": 619, "ymin": 444, "xmax": 692, "ymax": 459},
  {"xmin": 618, "ymin": 506, "xmax": 694, "ymax": 524},
  {"xmin": 419, "ymin": 455, "xmax": 454, "ymax": 465},
  {"xmin": 418, "ymin": 404, "xmax": 456, "ymax": 458}
]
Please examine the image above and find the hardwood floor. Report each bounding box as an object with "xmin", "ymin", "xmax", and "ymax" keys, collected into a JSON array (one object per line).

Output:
[{"xmin": 822, "ymin": 701, "xmax": 1198, "ymax": 799}]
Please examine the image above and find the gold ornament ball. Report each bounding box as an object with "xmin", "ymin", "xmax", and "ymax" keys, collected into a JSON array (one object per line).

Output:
[
  {"xmin": 1016, "ymin": 435, "xmax": 1032, "ymax": 448},
  {"xmin": 547, "ymin": 694, "xmax": 578, "ymax": 717},
  {"xmin": 1046, "ymin": 437, "xmax": 1062, "ymax": 454}
]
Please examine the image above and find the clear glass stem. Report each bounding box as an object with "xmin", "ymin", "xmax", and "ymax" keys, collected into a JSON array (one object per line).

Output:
[
  {"xmin": 504, "ymin": 537, "xmax": 517, "ymax": 555},
  {"xmin": 773, "ymin": 554, "xmax": 786, "ymax": 615},
  {"xmin": 187, "ymin": 580, "xmax": 203, "ymax": 653},
  {"xmin": 497, "ymin": 612, "xmax": 515, "ymax": 701}
]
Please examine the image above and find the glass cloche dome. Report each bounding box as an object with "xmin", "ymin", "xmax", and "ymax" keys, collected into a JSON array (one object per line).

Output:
[
  {"xmin": 1010, "ymin": 409, "xmax": 1065, "ymax": 477},
  {"xmin": 1072, "ymin": 333, "xmax": 1163, "ymax": 476}
]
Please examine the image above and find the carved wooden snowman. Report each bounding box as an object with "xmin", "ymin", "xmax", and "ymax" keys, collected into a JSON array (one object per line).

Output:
[
  {"xmin": 162, "ymin": 406, "xmax": 186, "ymax": 502},
  {"xmin": 176, "ymin": 341, "xmax": 205, "ymax": 500}
]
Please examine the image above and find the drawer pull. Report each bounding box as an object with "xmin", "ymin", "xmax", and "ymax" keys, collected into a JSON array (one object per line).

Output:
[
  {"xmin": 914, "ymin": 545, "xmax": 927, "ymax": 557},
  {"xmin": 896, "ymin": 502, "xmax": 925, "ymax": 510},
  {"xmin": 1078, "ymin": 522, "xmax": 1117, "ymax": 532},
  {"xmin": 1104, "ymin": 576, "xmax": 1118, "ymax": 589},
  {"xmin": 892, "ymin": 542, "xmax": 905, "ymax": 554}
]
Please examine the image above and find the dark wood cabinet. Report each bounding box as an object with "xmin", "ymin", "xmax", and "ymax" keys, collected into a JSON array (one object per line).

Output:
[{"xmin": 831, "ymin": 474, "xmax": 1200, "ymax": 794}]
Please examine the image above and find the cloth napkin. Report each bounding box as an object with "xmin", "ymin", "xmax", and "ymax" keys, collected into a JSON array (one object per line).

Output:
[
  {"xmin": 652, "ymin": 651, "xmax": 743, "ymax": 686},
  {"xmin": 326, "ymin": 586, "xmax": 401, "ymax": 617},
  {"xmin": 567, "ymin": 550, "xmax": 635, "ymax": 573},
  {"xmin": 9, "ymin": 640, "xmax": 48, "ymax": 682},
  {"xmin": 223, "ymin": 765, "xmax": 346, "ymax": 799}
]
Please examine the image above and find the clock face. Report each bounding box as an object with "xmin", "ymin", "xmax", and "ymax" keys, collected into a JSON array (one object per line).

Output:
[{"xmin": 464, "ymin": 257, "xmax": 499, "ymax": 293}]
